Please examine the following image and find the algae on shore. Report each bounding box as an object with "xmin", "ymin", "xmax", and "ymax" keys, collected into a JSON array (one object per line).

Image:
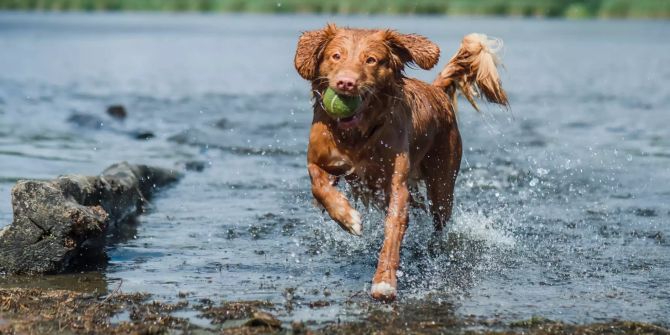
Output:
[{"xmin": 0, "ymin": 288, "xmax": 667, "ymax": 335}]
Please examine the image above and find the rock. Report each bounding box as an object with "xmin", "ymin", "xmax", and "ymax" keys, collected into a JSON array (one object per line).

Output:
[
  {"xmin": 106, "ymin": 105, "xmax": 127, "ymax": 120},
  {"xmin": 291, "ymin": 320, "xmax": 306, "ymax": 334},
  {"xmin": 167, "ymin": 128, "xmax": 207, "ymax": 146},
  {"xmin": 68, "ymin": 108, "xmax": 157, "ymax": 141},
  {"xmin": 196, "ymin": 300, "xmax": 274, "ymax": 325},
  {"xmin": 67, "ymin": 113, "xmax": 105, "ymax": 129},
  {"xmin": 244, "ymin": 311, "xmax": 282, "ymax": 329},
  {"xmin": 131, "ymin": 131, "xmax": 155, "ymax": 140},
  {"xmin": 308, "ymin": 300, "xmax": 331, "ymax": 309},
  {"xmin": 0, "ymin": 162, "xmax": 181, "ymax": 274},
  {"xmin": 213, "ymin": 118, "xmax": 229, "ymax": 129},
  {"xmin": 180, "ymin": 160, "xmax": 207, "ymax": 172}
]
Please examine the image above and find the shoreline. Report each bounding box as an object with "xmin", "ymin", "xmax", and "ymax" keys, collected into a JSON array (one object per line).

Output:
[{"xmin": 0, "ymin": 287, "xmax": 667, "ymax": 334}]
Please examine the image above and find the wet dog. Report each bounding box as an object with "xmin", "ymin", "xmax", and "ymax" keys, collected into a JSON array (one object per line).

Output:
[{"xmin": 294, "ymin": 24, "xmax": 508, "ymax": 301}]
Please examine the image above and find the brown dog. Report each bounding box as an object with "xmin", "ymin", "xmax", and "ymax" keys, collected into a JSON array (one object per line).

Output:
[{"xmin": 294, "ymin": 24, "xmax": 508, "ymax": 301}]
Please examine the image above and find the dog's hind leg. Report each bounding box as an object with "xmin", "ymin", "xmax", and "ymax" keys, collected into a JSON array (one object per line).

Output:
[{"xmin": 422, "ymin": 129, "xmax": 462, "ymax": 232}]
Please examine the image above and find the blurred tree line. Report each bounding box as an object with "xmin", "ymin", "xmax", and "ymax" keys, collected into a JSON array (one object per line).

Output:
[{"xmin": 0, "ymin": 0, "xmax": 668, "ymax": 18}]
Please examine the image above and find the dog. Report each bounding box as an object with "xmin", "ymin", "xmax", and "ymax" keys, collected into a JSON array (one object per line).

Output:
[{"xmin": 294, "ymin": 24, "xmax": 508, "ymax": 301}]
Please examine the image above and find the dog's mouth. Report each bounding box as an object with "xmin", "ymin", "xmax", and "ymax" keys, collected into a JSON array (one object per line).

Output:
[
  {"xmin": 337, "ymin": 112, "xmax": 362, "ymax": 129},
  {"xmin": 335, "ymin": 92, "xmax": 370, "ymax": 130}
]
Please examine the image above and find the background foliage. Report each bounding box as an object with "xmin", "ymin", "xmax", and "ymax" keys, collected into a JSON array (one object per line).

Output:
[{"xmin": 0, "ymin": 0, "xmax": 669, "ymax": 18}]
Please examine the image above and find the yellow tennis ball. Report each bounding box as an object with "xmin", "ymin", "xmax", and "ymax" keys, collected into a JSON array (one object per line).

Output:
[{"xmin": 322, "ymin": 87, "xmax": 362, "ymax": 118}]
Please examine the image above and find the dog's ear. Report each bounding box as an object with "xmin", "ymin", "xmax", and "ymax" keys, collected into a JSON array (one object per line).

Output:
[
  {"xmin": 384, "ymin": 31, "xmax": 440, "ymax": 71},
  {"xmin": 294, "ymin": 23, "xmax": 338, "ymax": 80}
]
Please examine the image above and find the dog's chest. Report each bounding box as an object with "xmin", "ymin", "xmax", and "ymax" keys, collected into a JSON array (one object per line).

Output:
[
  {"xmin": 320, "ymin": 146, "xmax": 355, "ymax": 176},
  {"xmin": 323, "ymin": 145, "xmax": 387, "ymax": 186}
]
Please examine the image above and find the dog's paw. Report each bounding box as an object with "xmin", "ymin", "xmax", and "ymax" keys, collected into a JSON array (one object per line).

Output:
[
  {"xmin": 347, "ymin": 210, "xmax": 363, "ymax": 236},
  {"xmin": 370, "ymin": 281, "xmax": 397, "ymax": 302},
  {"xmin": 331, "ymin": 206, "xmax": 362, "ymax": 236}
]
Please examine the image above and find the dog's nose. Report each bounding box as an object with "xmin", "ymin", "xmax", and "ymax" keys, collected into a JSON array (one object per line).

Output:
[{"xmin": 336, "ymin": 77, "xmax": 357, "ymax": 92}]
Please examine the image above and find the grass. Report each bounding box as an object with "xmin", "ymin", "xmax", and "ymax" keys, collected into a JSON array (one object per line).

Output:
[{"xmin": 0, "ymin": 0, "xmax": 668, "ymax": 18}]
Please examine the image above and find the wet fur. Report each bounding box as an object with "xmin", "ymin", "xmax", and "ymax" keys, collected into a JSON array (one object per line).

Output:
[{"xmin": 294, "ymin": 24, "xmax": 508, "ymax": 301}]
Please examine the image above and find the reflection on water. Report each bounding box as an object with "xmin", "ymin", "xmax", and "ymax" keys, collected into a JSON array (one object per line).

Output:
[{"xmin": 0, "ymin": 13, "xmax": 669, "ymax": 326}]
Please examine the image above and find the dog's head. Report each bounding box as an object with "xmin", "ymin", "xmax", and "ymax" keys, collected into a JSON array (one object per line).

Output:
[{"xmin": 294, "ymin": 24, "xmax": 440, "ymax": 107}]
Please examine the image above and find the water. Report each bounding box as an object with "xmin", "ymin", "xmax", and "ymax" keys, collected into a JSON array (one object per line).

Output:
[{"xmin": 0, "ymin": 13, "xmax": 668, "ymax": 327}]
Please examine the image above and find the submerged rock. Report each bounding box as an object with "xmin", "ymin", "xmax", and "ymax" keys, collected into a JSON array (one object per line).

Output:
[
  {"xmin": 0, "ymin": 162, "xmax": 181, "ymax": 274},
  {"xmin": 106, "ymin": 104, "xmax": 127, "ymax": 120},
  {"xmin": 213, "ymin": 117, "xmax": 229, "ymax": 129},
  {"xmin": 131, "ymin": 130, "xmax": 155, "ymax": 140},
  {"xmin": 67, "ymin": 113, "xmax": 105, "ymax": 129},
  {"xmin": 68, "ymin": 108, "xmax": 156, "ymax": 141},
  {"xmin": 177, "ymin": 160, "xmax": 207, "ymax": 172}
]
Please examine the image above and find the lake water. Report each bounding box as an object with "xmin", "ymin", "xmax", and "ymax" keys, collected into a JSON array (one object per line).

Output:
[{"xmin": 0, "ymin": 13, "xmax": 668, "ymax": 327}]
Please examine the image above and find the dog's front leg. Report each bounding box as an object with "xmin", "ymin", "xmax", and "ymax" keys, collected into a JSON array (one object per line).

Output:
[
  {"xmin": 371, "ymin": 152, "xmax": 410, "ymax": 302},
  {"xmin": 308, "ymin": 163, "xmax": 362, "ymax": 236}
]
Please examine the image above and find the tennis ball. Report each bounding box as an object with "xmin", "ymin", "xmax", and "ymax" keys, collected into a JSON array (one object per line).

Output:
[{"xmin": 322, "ymin": 87, "xmax": 362, "ymax": 119}]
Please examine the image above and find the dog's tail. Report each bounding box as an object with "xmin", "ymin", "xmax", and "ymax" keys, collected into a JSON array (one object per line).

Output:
[{"xmin": 432, "ymin": 33, "xmax": 509, "ymax": 111}]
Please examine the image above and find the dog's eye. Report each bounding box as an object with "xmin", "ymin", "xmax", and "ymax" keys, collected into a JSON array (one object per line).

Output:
[
  {"xmin": 331, "ymin": 53, "xmax": 341, "ymax": 61},
  {"xmin": 366, "ymin": 56, "xmax": 377, "ymax": 65}
]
